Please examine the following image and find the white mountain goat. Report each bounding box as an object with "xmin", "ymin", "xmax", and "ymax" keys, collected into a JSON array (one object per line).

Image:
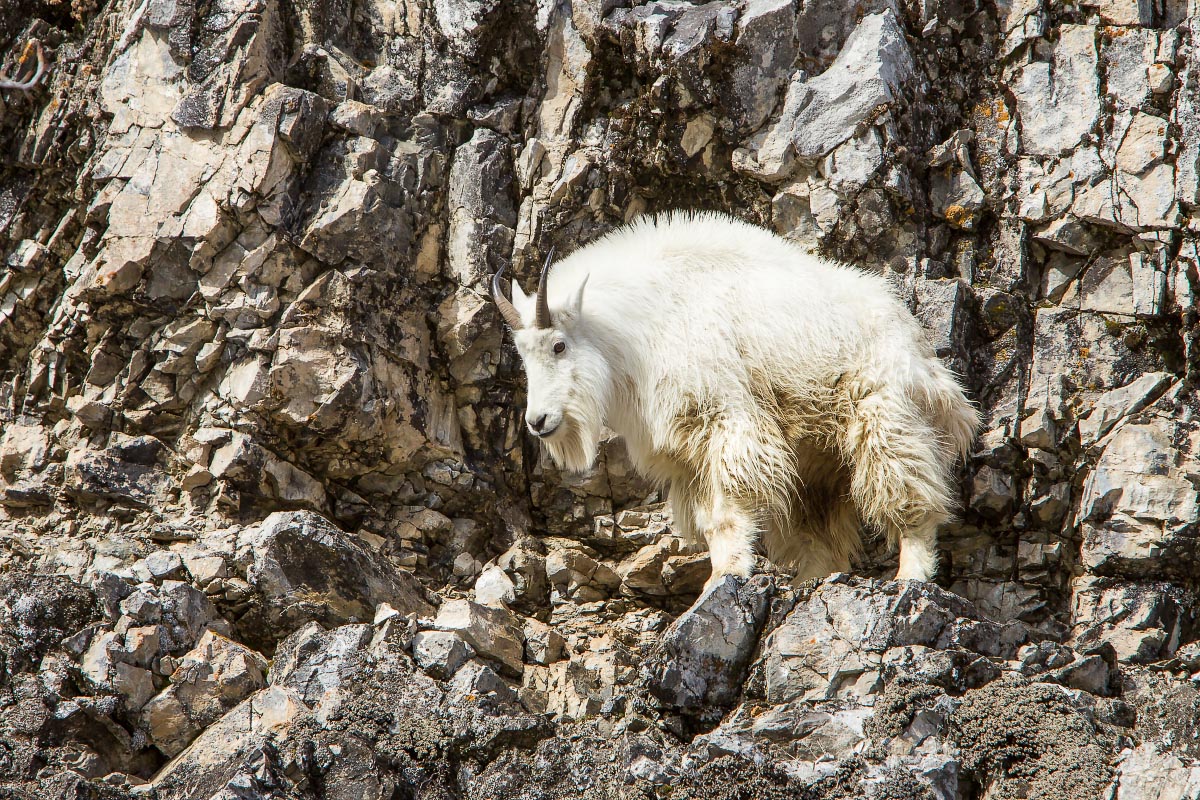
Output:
[{"xmin": 491, "ymin": 212, "xmax": 979, "ymax": 585}]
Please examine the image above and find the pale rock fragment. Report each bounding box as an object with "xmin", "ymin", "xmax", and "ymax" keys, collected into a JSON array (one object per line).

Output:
[
  {"xmin": 1102, "ymin": 26, "xmax": 1157, "ymax": 109},
  {"xmin": 997, "ymin": 0, "xmax": 1045, "ymax": 57},
  {"xmin": 1077, "ymin": 423, "xmax": 1198, "ymax": 579},
  {"xmin": 1113, "ymin": 744, "xmax": 1200, "ymax": 799},
  {"xmin": 1147, "ymin": 63, "xmax": 1174, "ymax": 95},
  {"xmin": 413, "ymin": 630, "xmax": 475, "ymax": 679},
  {"xmin": 1077, "ymin": 372, "xmax": 1174, "ymax": 446},
  {"xmin": 1081, "ymin": 0, "xmax": 1152, "ymax": 25},
  {"xmin": 1012, "ymin": 25, "xmax": 1100, "ymax": 156},
  {"xmin": 433, "ymin": 598, "xmax": 524, "ymax": 677},
  {"xmin": 734, "ymin": 10, "xmax": 913, "ymax": 180},
  {"xmin": 142, "ymin": 630, "xmax": 269, "ymax": 756},
  {"xmin": 148, "ymin": 686, "xmax": 308, "ymax": 792},
  {"xmin": 473, "ymin": 565, "xmax": 517, "ymax": 608},
  {"xmin": 523, "ymin": 618, "xmax": 565, "ymax": 666}
]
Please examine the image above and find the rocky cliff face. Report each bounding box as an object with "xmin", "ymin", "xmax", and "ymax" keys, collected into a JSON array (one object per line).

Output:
[{"xmin": 1, "ymin": 0, "xmax": 1199, "ymax": 797}]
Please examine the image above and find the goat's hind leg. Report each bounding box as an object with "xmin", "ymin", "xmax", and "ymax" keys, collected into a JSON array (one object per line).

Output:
[{"xmin": 845, "ymin": 389, "xmax": 955, "ymax": 582}]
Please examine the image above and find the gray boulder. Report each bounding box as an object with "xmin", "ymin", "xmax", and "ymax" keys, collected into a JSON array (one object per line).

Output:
[{"xmin": 643, "ymin": 574, "xmax": 773, "ymax": 720}]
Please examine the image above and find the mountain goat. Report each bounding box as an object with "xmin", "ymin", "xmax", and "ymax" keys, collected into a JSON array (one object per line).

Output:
[{"xmin": 492, "ymin": 212, "xmax": 979, "ymax": 585}]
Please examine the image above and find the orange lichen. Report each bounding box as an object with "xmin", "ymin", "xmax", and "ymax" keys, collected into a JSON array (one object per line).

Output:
[{"xmin": 944, "ymin": 204, "xmax": 976, "ymax": 228}]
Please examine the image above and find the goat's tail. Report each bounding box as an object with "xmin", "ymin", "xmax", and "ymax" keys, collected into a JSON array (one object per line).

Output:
[{"xmin": 915, "ymin": 359, "xmax": 981, "ymax": 462}]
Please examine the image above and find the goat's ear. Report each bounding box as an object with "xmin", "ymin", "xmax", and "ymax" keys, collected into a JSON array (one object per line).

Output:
[
  {"xmin": 510, "ymin": 278, "xmax": 533, "ymax": 324},
  {"xmin": 566, "ymin": 274, "xmax": 589, "ymax": 317}
]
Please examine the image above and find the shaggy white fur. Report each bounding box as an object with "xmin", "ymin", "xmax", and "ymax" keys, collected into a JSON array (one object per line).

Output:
[{"xmin": 502, "ymin": 211, "xmax": 979, "ymax": 586}]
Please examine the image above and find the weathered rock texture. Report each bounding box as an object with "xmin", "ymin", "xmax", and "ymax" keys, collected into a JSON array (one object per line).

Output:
[{"xmin": 2, "ymin": 0, "xmax": 1200, "ymax": 797}]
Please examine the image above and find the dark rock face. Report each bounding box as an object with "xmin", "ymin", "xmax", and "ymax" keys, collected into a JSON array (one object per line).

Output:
[
  {"xmin": 4, "ymin": 0, "xmax": 1200, "ymax": 796},
  {"xmin": 0, "ymin": 570, "xmax": 99, "ymax": 676},
  {"xmin": 643, "ymin": 574, "xmax": 772, "ymax": 722},
  {"xmin": 235, "ymin": 510, "xmax": 434, "ymax": 648}
]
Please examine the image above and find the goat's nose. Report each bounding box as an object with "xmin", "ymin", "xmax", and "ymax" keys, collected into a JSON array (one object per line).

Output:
[{"xmin": 529, "ymin": 414, "xmax": 547, "ymax": 432}]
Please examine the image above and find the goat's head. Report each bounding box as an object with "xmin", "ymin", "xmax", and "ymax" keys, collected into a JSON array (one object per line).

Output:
[{"xmin": 491, "ymin": 251, "xmax": 604, "ymax": 472}]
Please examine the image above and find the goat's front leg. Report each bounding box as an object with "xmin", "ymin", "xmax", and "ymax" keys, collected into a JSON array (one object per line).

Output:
[{"xmin": 691, "ymin": 480, "xmax": 758, "ymax": 593}]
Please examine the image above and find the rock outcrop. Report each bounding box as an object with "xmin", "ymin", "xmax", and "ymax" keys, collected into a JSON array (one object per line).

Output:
[{"xmin": 2, "ymin": 0, "xmax": 1200, "ymax": 797}]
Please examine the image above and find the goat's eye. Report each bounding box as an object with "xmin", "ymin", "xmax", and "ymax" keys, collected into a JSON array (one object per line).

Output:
[{"xmin": 553, "ymin": 341, "xmax": 567, "ymax": 355}]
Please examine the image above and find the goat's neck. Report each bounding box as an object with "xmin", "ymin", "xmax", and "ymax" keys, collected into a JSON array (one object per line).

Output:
[{"xmin": 586, "ymin": 320, "xmax": 652, "ymax": 446}]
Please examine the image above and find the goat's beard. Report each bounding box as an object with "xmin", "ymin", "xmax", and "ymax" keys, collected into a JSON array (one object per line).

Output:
[{"xmin": 541, "ymin": 400, "xmax": 605, "ymax": 474}]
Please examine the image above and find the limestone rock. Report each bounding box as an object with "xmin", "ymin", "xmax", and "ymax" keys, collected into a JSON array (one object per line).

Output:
[
  {"xmin": 1071, "ymin": 577, "xmax": 1192, "ymax": 663},
  {"xmin": 546, "ymin": 545, "xmax": 621, "ymax": 603},
  {"xmin": 446, "ymin": 128, "xmax": 517, "ymax": 286},
  {"xmin": 738, "ymin": 10, "xmax": 914, "ymax": 179},
  {"xmin": 268, "ymin": 622, "xmax": 374, "ymax": 718},
  {"xmin": 1078, "ymin": 423, "xmax": 1199, "ymax": 578},
  {"xmin": 474, "ymin": 565, "xmax": 517, "ymax": 608},
  {"xmin": 1115, "ymin": 744, "xmax": 1200, "ymax": 799},
  {"xmin": 148, "ymin": 685, "xmax": 309, "ymax": 796},
  {"xmin": 760, "ymin": 577, "xmax": 1026, "ymax": 705}
]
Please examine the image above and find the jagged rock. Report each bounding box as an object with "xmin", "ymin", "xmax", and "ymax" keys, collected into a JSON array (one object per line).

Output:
[
  {"xmin": 0, "ymin": 421, "xmax": 48, "ymax": 481},
  {"xmin": 760, "ymin": 577, "xmax": 1026, "ymax": 705},
  {"xmin": 520, "ymin": 630, "xmax": 641, "ymax": 721},
  {"xmin": 206, "ymin": 431, "xmax": 328, "ymax": 511},
  {"xmin": 65, "ymin": 435, "xmax": 176, "ymax": 508},
  {"xmin": 474, "ymin": 565, "xmax": 517, "ymax": 608},
  {"xmin": 413, "ymin": 630, "xmax": 475, "ymax": 679},
  {"xmin": 1084, "ymin": 0, "xmax": 1153, "ymax": 26},
  {"xmin": 141, "ymin": 550, "xmax": 185, "ymax": 581},
  {"xmin": 142, "ymin": 630, "xmax": 269, "ymax": 756},
  {"xmin": 148, "ymin": 685, "xmax": 309, "ymax": 796},
  {"xmin": 546, "ymin": 545, "xmax": 622, "ymax": 603},
  {"xmin": 183, "ymin": 554, "xmax": 229, "ymax": 585},
  {"xmin": 725, "ymin": 0, "xmax": 797, "ymax": 135},
  {"xmin": 446, "ymin": 127, "xmax": 516, "ymax": 286},
  {"xmin": 492, "ymin": 544, "xmax": 549, "ymax": 614},
  {"xmin": 914, "ymin": 278, "xmax": 969, "ymax": 360},
  {"xmin": 447, "ymin": 659, "xmax": 519, "ymax": 709},
  {"xmin": 737, "ymin": 9, "xmax": 914, "ymax": 179},
  {"xmin": 236, "ymin": 511, "xmax": 433, "ymax": 646},
  {"xmin": 1071, "ymin": 577, "xmax": 1193, "ymax": 663},
  {"xmin": 1019, "ymin": 406, "xmax": 1058, "ymax": 450},
  {"xmin": 970, "ymin": 466, "xmax": 1015, "ymax": 517},
  {"xmin": 268, "ymin": 622, "xmax": 373, "ymax": 718},
  {"xmin": 1078, "ymin": 423, "xmax": 1199, "ymax": 578},
  {"xmin": 1116, "ymin": 744, "xmax": 1200, "ymax": 798},
  {"xmin": 433, "ymin": 599, "xmax": 524, "ymax": 677},
  {"xmin": 1012, "ymin": 25, "xmax": 1100, "ymax": 156},
  {"xmin": 643, "ymin": 575, "xmax": 772, "ymax": 719},
  {"xmin": 80, "ymin": 630, "xmax": 157, "ymax": 709},
  {"xmin": 618, "ymin": 537, "xmax": 686, "ymax": 596},
  {"xmin": 1077, "ymin": 372, "xmax": 1174, "ymax": 446},
  {"xmin": 522, "ymin": 618, "xmax": 566, "ymax": 667},
  {"xmin": 930, "ymin": 167, "xmax": 985, "ymax": 230}
]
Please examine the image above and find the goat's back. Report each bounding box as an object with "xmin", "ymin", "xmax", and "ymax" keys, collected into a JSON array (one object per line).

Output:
[{"xmin": 548, "ymin": 212, "xmax": 926, "ymax": 391}]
